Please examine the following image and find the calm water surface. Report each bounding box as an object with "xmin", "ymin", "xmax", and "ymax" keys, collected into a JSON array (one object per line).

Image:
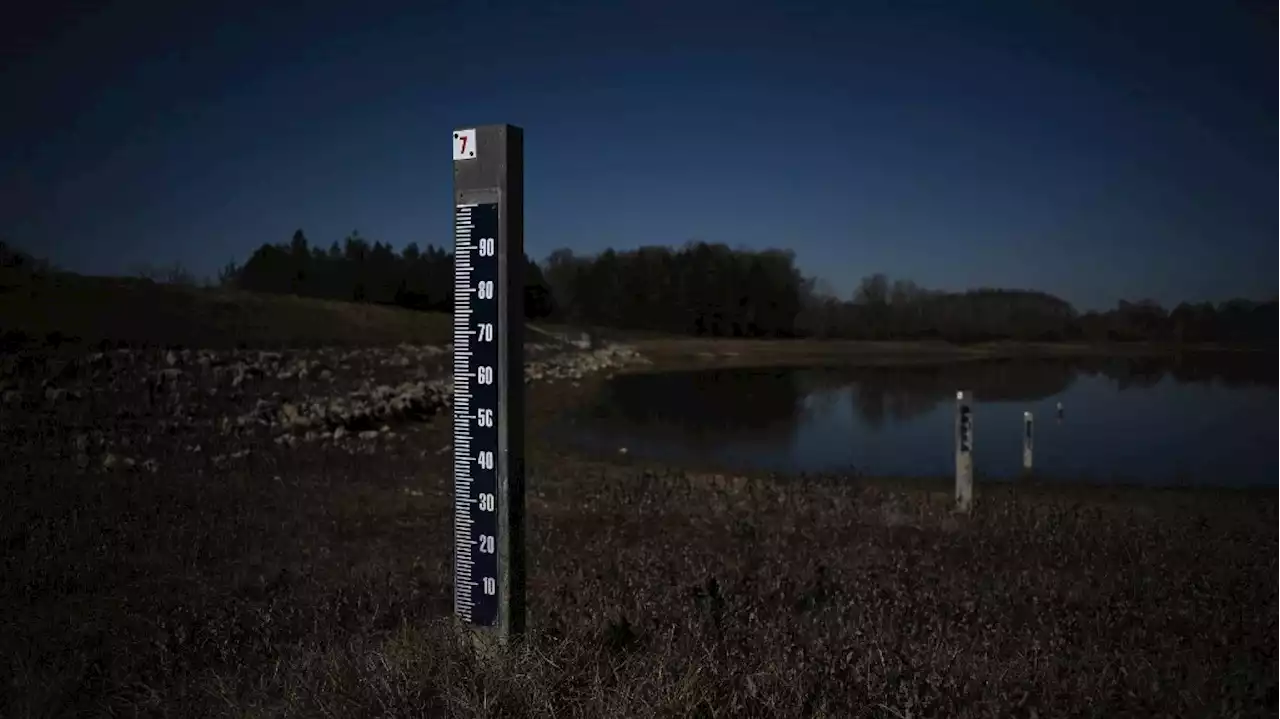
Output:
[{"xmin": 554, "ymin": 355, "xmax": 1278, "ymax": 486}]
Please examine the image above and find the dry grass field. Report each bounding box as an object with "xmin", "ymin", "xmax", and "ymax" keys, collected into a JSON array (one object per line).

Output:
[{"xmin": 1, "ymin": 274, "xmax": 1275, "ymax": 717}]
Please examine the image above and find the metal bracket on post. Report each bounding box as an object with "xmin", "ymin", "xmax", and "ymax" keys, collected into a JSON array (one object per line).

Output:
[
  {"xmin": 955, "ymin": 391, "xmax": 974, "ymax": 513},
  {"xmin": 452, "ymin": 124, "xmax": 526, "ymax": 646}
]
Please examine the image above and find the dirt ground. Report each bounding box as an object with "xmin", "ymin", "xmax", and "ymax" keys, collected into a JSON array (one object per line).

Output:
[{"xmin": 2, "ymin": 334, "xmax": 1276, "ymax": 718}]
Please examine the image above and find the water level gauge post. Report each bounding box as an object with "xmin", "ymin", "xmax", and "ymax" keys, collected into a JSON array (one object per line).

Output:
[
  {"xmin": 955, "ymin": 390, "xmax": 974, "ymax": 513},
  {"xmin": 452, "ymin": 124, "xmax": 526, "ymax": 645},
  {"xmin": 1022, "ymin": 411, "xmax": 1034, "ymax": 475}
]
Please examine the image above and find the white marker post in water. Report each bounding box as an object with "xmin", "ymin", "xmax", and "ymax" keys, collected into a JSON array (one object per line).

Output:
[
  {"xmin": 1022, "ymin": 411, "xmax": 1034, "ymax": 475},
  {"xmin": 955, "ymin": 391, "xmax": 974, "ymax": 513}
]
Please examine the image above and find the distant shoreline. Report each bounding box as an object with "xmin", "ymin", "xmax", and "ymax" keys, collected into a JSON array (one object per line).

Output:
[{"xmin": 615, "ymin": 336, "xmax": 1273, "ymax": 373}]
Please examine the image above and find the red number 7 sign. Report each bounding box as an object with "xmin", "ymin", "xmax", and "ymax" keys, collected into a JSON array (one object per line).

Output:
[{"xmin": 453, "ymin": 129, "xmax": 477, "ymax": 161}]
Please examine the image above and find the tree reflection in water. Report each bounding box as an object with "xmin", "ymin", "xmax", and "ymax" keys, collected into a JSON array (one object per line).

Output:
[{"xmin": 560, "ymin": 353, "xmax": 1275, "ymax": 481}]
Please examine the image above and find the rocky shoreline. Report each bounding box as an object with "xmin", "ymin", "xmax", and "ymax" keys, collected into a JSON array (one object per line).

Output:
[{"xmin": 1, "ymin": 341, "xmax": 649, "ymax": 472}]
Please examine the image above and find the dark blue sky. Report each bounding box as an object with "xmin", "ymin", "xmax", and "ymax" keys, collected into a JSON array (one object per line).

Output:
[{"xmin": 2, "ymin": 0, "xmax": 1274, "ymax": 309}]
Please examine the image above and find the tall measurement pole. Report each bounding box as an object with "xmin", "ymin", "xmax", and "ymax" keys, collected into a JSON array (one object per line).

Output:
[
  {"xmin": 955, "ymin": 391, "xmax": 974, "ymax": 513},
  {"xmin": 452, "ymin": 124, "xmax": 525, "ymax": 644}
]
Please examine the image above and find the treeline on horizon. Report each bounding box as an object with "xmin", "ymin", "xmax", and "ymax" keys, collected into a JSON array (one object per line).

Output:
[
  {"xmin": 4, "ymin": 235, "xmax": 1271, "ymax": 346},
  {"xmin": 215, "ymin": 230, "xmax": 1274, "ymax": 346}
]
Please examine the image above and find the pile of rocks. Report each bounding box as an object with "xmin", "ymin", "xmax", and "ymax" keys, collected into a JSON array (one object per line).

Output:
[
  {"xmin": 2, "ymin": 341, "xmax": 651, "ymax": 467},
  {"xmin": 236, "ymin": 343, "xmax": 651, "ymax": 439}
]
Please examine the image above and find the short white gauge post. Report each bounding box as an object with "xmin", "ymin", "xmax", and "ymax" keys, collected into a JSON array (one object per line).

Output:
[
  {"xmin": 452, "ymin": 124, "xmax": 525, "ymax": 646},
  {"xmin": 955, "ymin": 391, "xmax": 974, "ymax": 513},
  {"xmin": 1022, "ymin": 411, "xmax": 1034, "ymax": 475}
]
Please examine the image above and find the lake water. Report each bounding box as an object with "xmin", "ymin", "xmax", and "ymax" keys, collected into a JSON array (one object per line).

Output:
[{"xmin": 554, "ymin": 354, "xmax": 1278, "ymax": 487}]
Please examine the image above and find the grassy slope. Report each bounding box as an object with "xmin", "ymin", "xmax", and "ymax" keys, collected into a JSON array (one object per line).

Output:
[
  {"xmin": 6, "ymin": 268, "xmax": 1261, "ymax": 362},
  {"xmin": 0, "ymin": 269, "xmax": 453, "ymax": 349}
]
